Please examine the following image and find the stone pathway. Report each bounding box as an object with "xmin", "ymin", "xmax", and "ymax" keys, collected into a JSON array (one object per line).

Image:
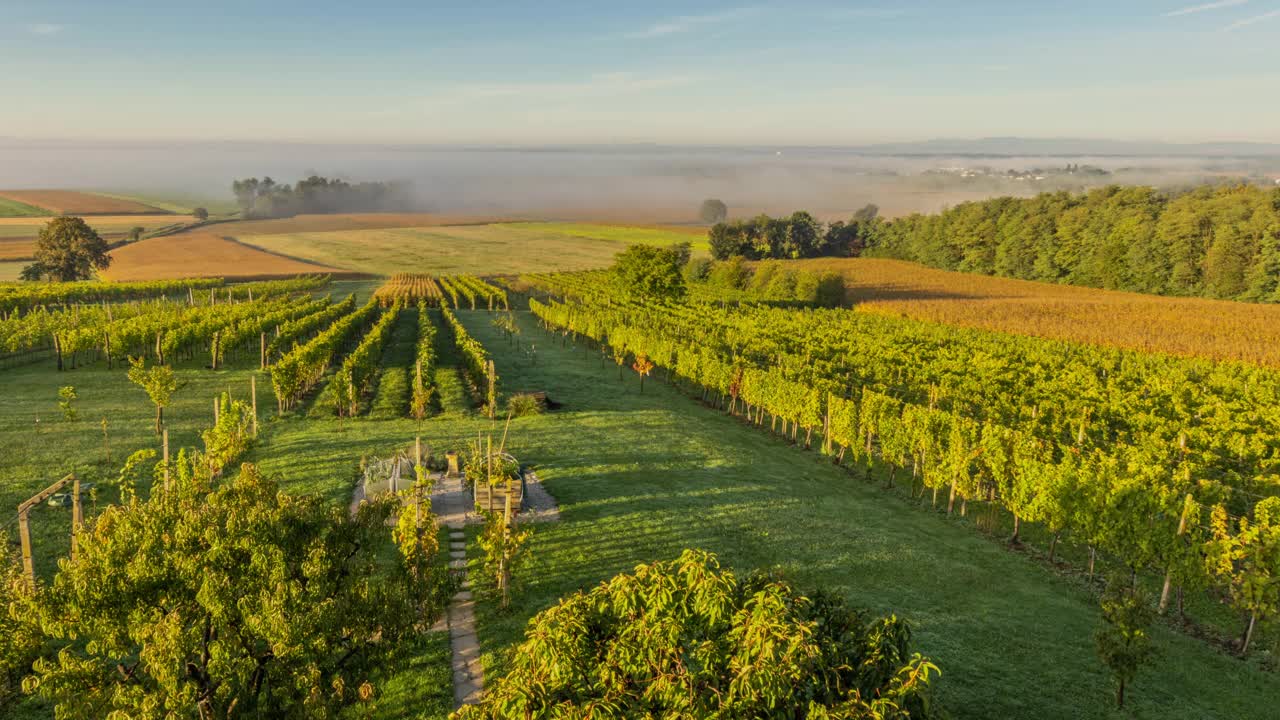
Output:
[{"xmin": 439, "ymin": 471, "xmax": 484, "ymax": 708}]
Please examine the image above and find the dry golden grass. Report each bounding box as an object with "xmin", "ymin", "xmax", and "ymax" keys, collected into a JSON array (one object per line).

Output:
[
  {"xmin": 785, "ymin": 257, "xmax": 1280, "ymax": 367},
  {"xmin": 0, "ymin": 190, "xmax": 168, "ymax": 215},
  {"xmin": 99, "ymin": 232, "xmax": 348, "ymax": 281},
  {"xmin": 223, "ymin": 213, "xmax": 505, "ymax": 236}
]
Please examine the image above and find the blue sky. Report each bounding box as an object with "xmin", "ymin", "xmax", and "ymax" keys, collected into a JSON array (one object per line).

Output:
[{"xmin": 3, "ymin": 0, "xmax": 1278, "ymax": 144}]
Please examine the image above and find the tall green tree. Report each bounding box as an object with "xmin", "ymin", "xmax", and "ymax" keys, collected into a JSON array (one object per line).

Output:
[
  {"xmin": 610, "ymin": 244, "xmax": 686, "ymax": 300},
  {"xmin": 23, "ymin": 217, "xmax": 112, "ymax": 281}
]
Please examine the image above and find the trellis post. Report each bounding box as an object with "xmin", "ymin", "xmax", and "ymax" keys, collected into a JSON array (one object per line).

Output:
[
  {"xmin": 250, "ymin": 375, "xmax": 259, "ymax": 438},
  {"xmin": 163, "ymin": 428, "xmax": 170, "ymax": 491}
]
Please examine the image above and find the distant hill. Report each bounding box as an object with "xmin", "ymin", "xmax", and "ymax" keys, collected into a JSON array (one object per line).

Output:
[{"xmin": 848, "ymin": 137, "xmax": 1280, "ymax": 158}]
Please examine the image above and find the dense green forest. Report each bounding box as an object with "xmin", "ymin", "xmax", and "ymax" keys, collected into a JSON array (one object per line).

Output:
[{"xmin": 868, "ymin": 184, "xmax": 1280, "ymax": 302}]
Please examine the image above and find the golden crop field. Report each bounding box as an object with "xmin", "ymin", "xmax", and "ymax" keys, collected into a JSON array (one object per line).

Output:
[
  {"xmin": 233, "ymin": 222, "xmax": 702, "ymax": 276},
  {"xmin": 786, "ymin": 257, "xmax": 1280, "ymax": 367},
  {"xmin": 224, "ymin": 212, "xmax": 506, "ymax": 236},
  {"xmin": 99, "ymin": 232, "xmax": 348, "ymax": 281},
  {"xmin": 0, "ymin": 190, "xmax": 168, "ymax": 215}
]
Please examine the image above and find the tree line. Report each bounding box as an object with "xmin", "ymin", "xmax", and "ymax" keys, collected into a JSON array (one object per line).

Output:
[
  {"xmin": 708, "ymin": 205, "xmax": 880, "ymax": 261},
  {"xmin": 231, "ymin": 175, "xmax": 415, "ymax": 219},
  {"xmin": 868, "ymin": 184, "xmax": 1280, "ymax": 302}
]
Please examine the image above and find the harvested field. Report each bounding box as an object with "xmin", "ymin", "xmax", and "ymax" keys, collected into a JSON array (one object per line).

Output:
[
  {"xmin": 225, "ymin": 212, "xmax": 505, "ymax": 236},
  {"xmin": 786, "ymin": 257, "xmax": 1280, "ymax": 367},
  {"xmin": 0, "ymin": 238, "xmax": 35, "ymax": 261},
  {"xmin": 0, "ymin": 190, "xmax": 168, "ymax": 215},
  {"xmin": 235, "ymin": 222, "xmax": 703, "ymax": 276},
  {"xmin": 98, "ymin": 232, "xmax": 348, "ymax": 281},
  {"xmin": 0, "ymin": 214, "xmax": 185, "ymax": 238}
]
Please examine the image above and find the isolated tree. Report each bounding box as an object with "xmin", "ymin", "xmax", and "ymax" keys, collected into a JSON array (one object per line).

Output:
[
  {"xmin": 192, "ymin": 207, "xmax": 209, "ymax": 221},
  {"xmin": 19, "ymin": 463, "xmax": 439, "ymax": 719},
  {"xmin": 126, "ymin": 356, "xmax": 179, "ymax": 434},
  {"xmin": 699, "ymin": 197, "xmax": 728, "ymax": 224},
  {"xmin": 24, "ymin": 217, "xmax": 111, "ymax": 281},
  {"xmin": 610, "ymin": 244, "xmax": 686, "ymax": 300},
  {"xmin": 1094, "ymin": 578, "xmax": 1155, "ymax": 708},
  {"xmin": 456, "ymin": 550, "xmax": 941, "ymax": 719},
  {"xmin": 127, "ymin": 225, "xmax": 145, "ymax": 242}
]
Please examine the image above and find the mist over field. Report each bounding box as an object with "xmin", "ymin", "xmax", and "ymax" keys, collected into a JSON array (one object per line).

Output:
[{"xmin": 3, "ymin": 138, "xmax": 1278, "ymax": 222}]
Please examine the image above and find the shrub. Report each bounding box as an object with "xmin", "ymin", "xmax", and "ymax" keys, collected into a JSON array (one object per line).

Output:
[
  {"xmin": 707, "ymin": 255, "xmax": 750, "ymax": 289},
  {"xmin": 457, "ymin": 549, "xmax": 941, "ymax": 719},
  {"xmin": 506, "ymin": 392, "xmax": 545, "ymax": 418}
]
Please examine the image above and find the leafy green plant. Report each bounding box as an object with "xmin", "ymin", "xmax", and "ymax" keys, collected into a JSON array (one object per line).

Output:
[
  {"xmin": 126, "ymin": 356, "xmax": 178, "ymax": 433},
  {"xmin": 456, "ymin": 549, "xmax": 940, "ymax": 718},
  {"xmin": 56, "ymin": 385, "xmax": 77, "ymax": 421},
  {"xmin": 506, "ymin": 393, "xmax": 545, "ymax": 417},
  {"xmin": 1094, "ymin": 577, "xmax": 1156, "ymax": 708},
  {"xmin": 475, "ymin": 494, "xmax": 530, "ymax": 611}
]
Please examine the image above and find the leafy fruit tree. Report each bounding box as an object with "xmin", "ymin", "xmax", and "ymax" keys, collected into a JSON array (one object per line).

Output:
[
  {"xmin": 610, "ymin": 244, "xmax": 686, "ymax": 301},
  {"xmin": 456, "ymin": 549, "xmax": 941, "ymax": 719},
  {"xmin": 699, "ymin": 197, "xmax": 728, "ymax": 224},
  {"xmin": 127, "ymin": 356, "xmax": 179, "ymax": 434},
  {"xmin": 476, "ymin": 494, "xmax": 531, "ymax": 610},
  {"xmin": 56, "ymin": 385, "xmax": 77, "ymax": 421},
  {"xmin": 19, "ymin": 463, "xmax": 443, "ymax": 719},
  {"xmin": 192, "ymin": 207, "xmax": 209, "ymax": 221},
  {"xmin": 22, "ymin": 216, "xmax": 112, "ymax": 281},
  {"xmin": 1094, "ymin": 578, "xmax": 1155, "ymax": 709},
  {"xmin": 0, "ymin": 534, "xmax": 41, "ymax": 711}
]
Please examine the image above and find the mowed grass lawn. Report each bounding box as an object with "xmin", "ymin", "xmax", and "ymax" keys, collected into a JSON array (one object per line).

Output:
[{"xmin": 234, "ymin": 222, "xmax": 707, "ymax": 275}]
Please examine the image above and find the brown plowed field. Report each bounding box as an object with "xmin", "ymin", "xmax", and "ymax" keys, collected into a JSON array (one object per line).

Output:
[
  {"xmin": 0, "ymin": 190, "xmax": 168, "ymax": 215},
  {"xmin": 99, "ymin": 232, "xmax": 348, "ymax": 281}
]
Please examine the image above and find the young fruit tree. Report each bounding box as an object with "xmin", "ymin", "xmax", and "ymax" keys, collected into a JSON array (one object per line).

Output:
[
  {"xmin": 1094, "ymin": 577, "xmax": 1155, "ymax": 709},
  {"xmin": 127, "ymin": 356, "xmax": 180, "ymax": 434},
  {"xmin": 476, "ymin": 492, "xmax": 531, "ymax": 610},
  {"xmin": 16, "ymin": 463, "xmax": 447, "ymax": 719},
  {"xmin": 455, "ymin": 549, "xmax": 941, "ymax": 719}
]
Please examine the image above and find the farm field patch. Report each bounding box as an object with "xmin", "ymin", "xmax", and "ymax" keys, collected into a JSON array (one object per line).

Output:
[
  {"xmin": 235, "ymin": 222, "xmax": 704, "ymax": 276},
  {"xmin": 225, "ymin": 212, "xmax": 506, "ymax": 236},
  {"xmin": 0, "ymin": 196, "xmax": 50, "ymax": 217},
  {"xmin": 0, "ymin": 190, "xmax": 169, "ymax": 215},
  {"xmin": 786, "ymin": 256, "xmax": 1280, "ymax": 368},
  {"xmin": 98, "ymin": 232, "xmax": 348, "ymax": 280}
]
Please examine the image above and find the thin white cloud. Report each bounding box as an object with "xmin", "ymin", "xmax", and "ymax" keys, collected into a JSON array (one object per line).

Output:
[
  {"xmin": 1223, "ymin": 7, "xmax": 1280, "ymax": 28},
  {"xmin": 626, "ymin": 7, "xmax": 757, "ymax": 39},
  {"xmin": 1162, "ymin": 0, "xmax": 1249, "ymax": 16},
  {"xmin": 825, "ymin": 7, "xmax": 912, "ymax": 20},
  {"xmin": 25, "ymin": 23, "xmax": 64, "ymax": 35}
]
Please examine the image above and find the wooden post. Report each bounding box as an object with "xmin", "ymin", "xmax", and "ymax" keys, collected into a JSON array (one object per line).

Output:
[
  {"xmin": 487, "ymin": 359, "xmax": 497, "ymax": 419},
  {"xmin": 163, "ymin": 428, "xmax": 170, "ymax": 491},
  {"xmin": 1159, "ymin": 495, "xmax": 1194, "ymax": 614},
  {"xmin": 260, "ymin": 332, "xmax": 267, "ymax": 369},
  {"xmin": 71, "ymin": 475, "xmax": 82, "ymax": 563},
  {"xmin": 188, "ymin": 286, "xmax": 195, "ymax": 305},
  {"xmin": 250, "ymin": 375, "xmax": 259, "ymax": 438},
  {"xmin": 415, "ymin": 436, "xmax": 423, "ymax": 469},
  {"xmin": 213, "ymin": 396, "xmax": 220, "ymax": 424},
  {"xmin": 18, "ymin": 510, "xmax": 33, "ymax": 586}
]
